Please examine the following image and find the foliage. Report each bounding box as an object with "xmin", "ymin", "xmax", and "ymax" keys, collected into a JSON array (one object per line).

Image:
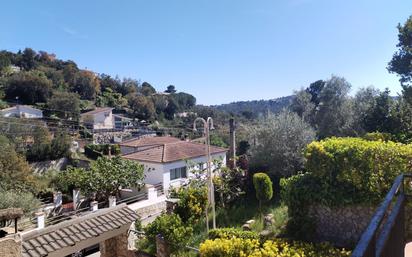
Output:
[
  {"xmin": 281, "ymin": 137, "xmax": 412, "ymax": 239},
  {"xmin": 0, "ymin": 135, "xmax": 36, "ymax": 193},
  {"xmin": 84, "ymin": 144, "xmax": 120, "ymax": 159},
  {"xmin": 87, "ymin": 156, "xmax": 145, "ymax": 199},
  {"xmin": 52, "ymin": 167, "xmax": 89, "ymax": 193},
  {"xmin": 253, "ymin": 173, "xmax": 273, "ymax": 211},
  {"xmin": 199, "ymin": 238, "xmax": 351, "ymax": 257},
  {"xmin": 208, "ymin": 228, "xmax": 259, "ymax": 240},
  {"xmin": 0, "ymin": 191, "xmax": 41, "ymax": 214},
  {"xmin": 71, "ymin": 70, "xmax": 100, "ymax": 100},
  {"xmin": 362, "ymin": 132, "xmax": 393, "ymax": 142},
  {"xmin": 388, "ymin": 15, "xmax": 412, "ymax": 87},
  {"xmin": 210, "ymin": 134, "xmax": 228, "ymax": 148},
  {"xmin": 26, "ymin": 127, "xmax": 71, "ymax": 162},
  {"xmin": 170, "ymin": 183, "xmax": 208, "ymax": 224},
  {"xmin": 249, "ymin": 110, "xmax": 315, "ymax": 177},
  {"xmin": 5, "ymin": 71, "xmax": 52, "ymax": 104},
  {"xmin": 305, "ymin": 137, "xmax": 412, "ymax": 203},
  {"xmin": 128, "ymin": 94, "xmax": 155, "ymax": 120},
  {"xmin": 144, "ymin": 213, "xmax": 193, "ymax": 254},
  {"xmin": 214, "ymin": 167, "xmax": 245, "ymax": 207},
  {"xmin": 47, "ymin": 91, "xmax": 80, "ymax": 119}
]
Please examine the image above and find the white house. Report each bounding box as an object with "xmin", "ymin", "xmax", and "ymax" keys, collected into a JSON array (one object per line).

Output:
[
  {"xmin": 120, "ymin": 136, "xmax": 227, "ymax": 193},
  {"xmin": 0, "ymin": 105, "xmax": 43, "ymax": 118},
  {"xmin": 80, "ymin": 107, "xmax": 114, "ymax": 130}
]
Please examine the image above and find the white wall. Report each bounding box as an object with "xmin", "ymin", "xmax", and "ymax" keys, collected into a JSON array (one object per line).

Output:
[
  {"xmin": 138, "ymin": 152, "xmax": 227, "ymax": 193},
  {"xmin": 93, "ymin": 111, "xmax": 114, "ymax": 129}
]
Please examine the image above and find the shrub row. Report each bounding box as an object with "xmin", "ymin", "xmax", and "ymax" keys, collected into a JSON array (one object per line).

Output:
[
  {"xmin": 208, "ymin": 228, "xmax": 259, "ymax": 240},
  {"xmin": 199, "ymin": 238, "xmax": 351, "ymax": 257},
  {"xmin": 280, "ymin": 137, "xmax": 412, "ymax": 239}
]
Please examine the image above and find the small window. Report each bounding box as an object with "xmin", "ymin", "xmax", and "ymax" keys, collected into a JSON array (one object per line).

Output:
[{"xmin": 170, "ymin": 167, "xmax": 187, "ymax": 180}]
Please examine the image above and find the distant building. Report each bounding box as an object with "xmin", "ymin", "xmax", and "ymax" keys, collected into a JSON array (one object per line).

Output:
[
  {"xmin": 0, "ymin": 105, "xmax": 43, "ymax": 118},
  {"xmin": 80, "ymin": 107, "xmax": 114, "ymax": 130},
  {"xmin": 113, "ymin": 114, "xmax": 133, "ymax": 129},
  {"xmin": 120, "ymin": 136, "xmax": 227, "ymax": 192}
]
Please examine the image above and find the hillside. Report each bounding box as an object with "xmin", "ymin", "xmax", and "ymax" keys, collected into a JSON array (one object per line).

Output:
[
  {"xmin": 212, "ymin": 96, "xmax": 293, "ymax": 118},
  {"xmin": 0, "ymin": 48, "xmax": 196, "ymax": 122}
]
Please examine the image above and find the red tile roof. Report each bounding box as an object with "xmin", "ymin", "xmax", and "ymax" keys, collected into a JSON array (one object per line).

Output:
[
  {"xmin": 80, "ymin": 107, "xmax": 113, "ymax": 117},
  {"xmin": 119, "ymin": 136, "xmax": 181, "ymax": 147},
  {"xmin": 122, "ymin": 140, "xmax": 227, "ymax": 163}
]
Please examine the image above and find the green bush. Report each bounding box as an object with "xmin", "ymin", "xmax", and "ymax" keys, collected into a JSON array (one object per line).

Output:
[
  {"xmin": 199, "ymin": 238, "xmax": 351, "ymax": 257},
  {"xmin": 362, "ymin": 132, "xmax": 393, "ymax": 142},
  {"xmin": 253, "ymin": 173, "xmax": 273, "ymax": 210},
  {"xmin": 84, "ymin": 144, "xmax": 120, "ymax": 159},
  {"xmin": 169, "ymin": 185, "xmax": 207, "ymax": 224},
  {"xmin": 305, "ymin": 137, "xmax": 412, "ymax": 203},
  {"xmin": 144, "ymin": 213, "xmax": 193, "ymax": 254},
  {"xmin": 0, "ymin": 191, "xmax": 41, "ymax": 214},
  {"xmin": 208, "ymin": 228, "xmax": 259, "ymax": 240},
  {"xmin": 280, "ymin": 137, "xmax": 412, "ymax": 239}
]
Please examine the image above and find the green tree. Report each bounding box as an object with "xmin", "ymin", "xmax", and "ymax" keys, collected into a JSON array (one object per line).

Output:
[
  {"xmin": 88, "ymin": 156, "xmax": 145, "ymax": 199},
  {"xmin": 253, "ymin": 173, "xmax": 273, "ymax": 213},
  {"xmin": 26, "ymin": 127, "xmax": 52, "ymax": 162},
  {"xmin": 72, "ymin": 70, "xmax": 101, "ymax": 100},
  {"xmin": 141, "ymin": 82, "xmax": 156, "ymax": 96},
  {"xmin": 0, "ymin": 191, "xmax": 41, "ymax": 217},
  {"xmin": 5, "ymin": 71, "xmax": 52, "ymax": 104},
  {"xmin": 19, "ymin": 48, "xmax": 37, "ymax": 71},
  {"xmin": 170, "ymin": 185, "xmax": 208, "ymax": 223},
  {"xmin": 50, "ymin": 131, "xmax": 71, "ymax": 160},
  {"xmin": 249, "ymin": 110, "xmax": 315, "ymax": 177},
  {"xmin": 128, "ymin": 95, "xmax": 155, "ymax": 120},
  {"xmin": 0, "ymin": 135, "xmax": 35, "ymax": 193},
  {"xmin": 48, "ymin": 91, "xmax": 80, "ymax": 119},
  {"xmin": 388, "ymin": 15, "xmax": 412, "ymax": 91},
  {"xmin": 164, "ymin": 97, "xmax": 178, "ymax": 119},
  {"xmin": 165, "ymin": 85, "xmax": 176, "ymax": 94},
  {"xmin": 314, "ymin": 76, "xmax": 354, "ymax": 138}
]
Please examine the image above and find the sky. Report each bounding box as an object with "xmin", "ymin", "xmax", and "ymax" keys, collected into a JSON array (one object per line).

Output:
[{"xmin": 1, "ymin": 0, "xmax": 412, "ymax": 105}]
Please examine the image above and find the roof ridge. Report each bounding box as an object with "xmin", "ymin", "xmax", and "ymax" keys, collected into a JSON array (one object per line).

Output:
[{"xmin": 21, "ymin": 204, "xmax": 130, "ymax": 240}]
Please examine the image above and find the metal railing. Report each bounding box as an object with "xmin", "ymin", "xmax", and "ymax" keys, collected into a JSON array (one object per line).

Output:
[{"xmin": 351, "ymin": 174, "xmax": 411, "ymax": 257}]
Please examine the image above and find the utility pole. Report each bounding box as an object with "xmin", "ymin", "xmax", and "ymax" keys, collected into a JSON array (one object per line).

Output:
[
  {"xmin": 193, "ymin": 117, "xmax": 216, "ymax": 231},
  {"xmin": 229, "ymin": 118, "xmax": 236, "ymax": 168}
]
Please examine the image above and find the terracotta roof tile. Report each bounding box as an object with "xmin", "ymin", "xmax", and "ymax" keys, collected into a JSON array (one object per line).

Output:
[
  {"xmin": 122, "ymin": 140, "xmax": 227, "ymax": 163},
  {"xmin": 119, "ymin": 136, "xmax": 181, "ymax": 147},
  {"xmin": 21, "ymin": 204, "xmax": 137, "ymax": 257},
  {"xmin": 80, "ymin": 107, "xmax": 113, "ymax": 117}
]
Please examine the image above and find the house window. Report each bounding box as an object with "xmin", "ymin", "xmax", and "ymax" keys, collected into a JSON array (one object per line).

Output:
[{"xmin": 170, "ymin": 167, "xmax": 187, "ymax": 180}]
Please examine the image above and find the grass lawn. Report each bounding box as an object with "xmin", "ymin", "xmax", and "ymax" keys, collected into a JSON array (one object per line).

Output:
[{"xmin": 187, "ymin": 196, "xmax": 289, "ymax": 248}]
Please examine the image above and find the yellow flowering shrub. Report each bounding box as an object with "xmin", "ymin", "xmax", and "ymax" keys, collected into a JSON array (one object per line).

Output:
[{"xmin": 199, "ymin": 238, "xmax": 351, "ymax": 257}]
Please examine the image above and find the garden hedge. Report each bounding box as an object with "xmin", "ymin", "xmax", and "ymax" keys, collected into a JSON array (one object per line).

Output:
[
  {"xmin": 199, "ymin": 238, "xmax": 351, "ymax": 257},
  {"xmin": 208, "ymin": 228, "xmax": 259, "ymax": 240},
  {"xmin": 280, "ymin": 137, "xmax": 412, "ymax": 239},
  {"xmin": 84, "ymin": 144, "xmax": 120, "ymax": 159}
]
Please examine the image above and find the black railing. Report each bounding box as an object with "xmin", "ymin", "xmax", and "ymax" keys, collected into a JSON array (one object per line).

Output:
[{"xmin": 351, "ymin": 174, "xmax": 410, "ymax": 257}]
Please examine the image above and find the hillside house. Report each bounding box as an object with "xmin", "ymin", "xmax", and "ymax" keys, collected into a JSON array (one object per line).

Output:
[
  {"xmin": 0, "ymin": 105, "xmax": 43, "ymax": 118},
  {"xmin": 120, "ymin": 136, "xmax": 227, "ymax": 192},
  {"xmin": 81, "ymin": 107, "xmax": 114, "ymax": 130}
]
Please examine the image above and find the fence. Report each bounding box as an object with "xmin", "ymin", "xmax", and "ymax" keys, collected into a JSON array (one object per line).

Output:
[{"xmin": 351, "ymin": 174, "xmax": 410, "ymax": 257}]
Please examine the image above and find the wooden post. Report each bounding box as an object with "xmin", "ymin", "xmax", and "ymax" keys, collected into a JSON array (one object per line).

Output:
[{"xmin": 229, "ymin": 118, "xmax": 236, "ymax": 168}]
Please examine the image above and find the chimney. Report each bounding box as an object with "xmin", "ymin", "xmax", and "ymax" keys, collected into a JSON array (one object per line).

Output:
[
  {"xmin": 90, "ymin": 201, "xmax": 98, "ymax": 211},
  {"xmin": 35, "ymin": 212, "xmax": 45, "ymax": 229},
  {"xmin": 109, "ymin": 196, "xmax": 116, "ymax": 207},
  {"xmin": 229, "ymin": 118, "xmax": 236, "ymax": 168}
]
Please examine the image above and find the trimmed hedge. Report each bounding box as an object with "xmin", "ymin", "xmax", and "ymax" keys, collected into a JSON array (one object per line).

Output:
[
  {"xmin": 199, "ymin": 238, "xmax": 351, "ymax": 257},
  {"xmin": 305, "ymin": 137, "xmax": 412, "ymax": 203},
  {"xmin": 208, "ymin": 228, "xmax": 259, "ymax": 240},
  {"xmin": 280, "ymin": 137, "xmax": 412, "ymax": 239},
  {"xmin": 253, "ymin": 173, "xmax": 273, "ymax": 204}
]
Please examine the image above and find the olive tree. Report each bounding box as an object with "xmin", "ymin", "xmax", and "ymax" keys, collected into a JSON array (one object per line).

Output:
[{"xmin": 249, "ymin": 110, "xmax": 315, "ymax": 177}]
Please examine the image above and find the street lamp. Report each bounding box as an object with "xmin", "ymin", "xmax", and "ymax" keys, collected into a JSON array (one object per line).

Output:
[{"xmin": 193, "ymin": 117, "xmax": 216, "ymax": 231}]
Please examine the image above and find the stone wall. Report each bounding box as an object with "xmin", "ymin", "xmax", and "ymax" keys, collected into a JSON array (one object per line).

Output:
[
  {"xmin": 0, "ymin": 235, "xmax": 22, "ymax": 257},
  {"xmin": 309, "ymin": 205, "xmax": 375, "ymax": 248},
  {"xmin": 100, "ymin": 232, "xmax": 135, "ymax": 257},
  {"xmin": 30, "ymin": 157, "xmax": 68, "ymax": 174}
]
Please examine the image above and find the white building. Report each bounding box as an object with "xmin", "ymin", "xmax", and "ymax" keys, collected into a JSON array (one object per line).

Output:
[
  {"xmin": 120, "ymin": 136, "xmax": 227, "ymax": 192},
  {"xmin": 80, "ymin": 107, "xmax": 114, "ymax": 130},
  {"xmin": 0, "ymin": 105, "xmax": 43, "ymax": 118}
]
